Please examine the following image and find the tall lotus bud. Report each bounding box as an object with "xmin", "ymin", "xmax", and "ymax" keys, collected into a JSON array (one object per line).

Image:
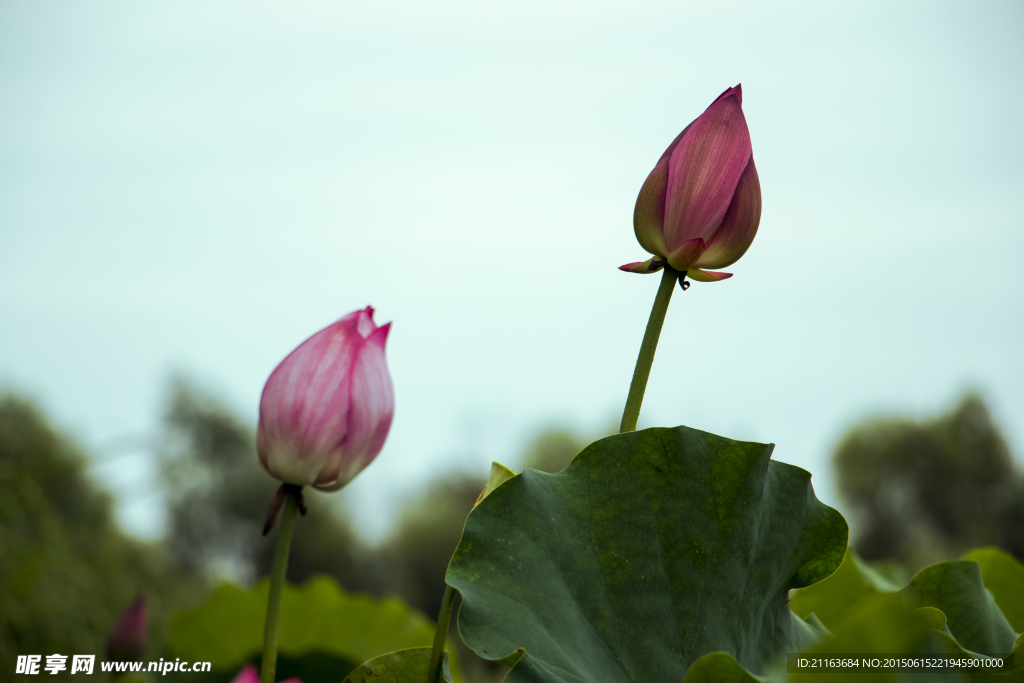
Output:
[
  {"xmin": 106, "ymin": 595, "xmax": 148, "ymax": 661},
  {"xmin": 620, "ymin": 84, "xmax": 761, "ymax": 282},
  {"xmin": 257, "ymin": 306, "xmax": 394, "ymax": 492}
]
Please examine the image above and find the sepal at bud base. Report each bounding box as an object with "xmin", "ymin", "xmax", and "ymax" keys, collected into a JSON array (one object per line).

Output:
[
  {"xmin": 665, "ymin": 237, "xmax": 706, "ymax": 272},
  {"xmin": 618, "ymin": 258, "xmax": 665, "ymax": 274},
  {"xmin": 262, "ymin": 483, "xmax": 308, "ymax": 536},
  {"xmin": 687, "ymin": 268, "xmax": 733, "ymax": 282}
]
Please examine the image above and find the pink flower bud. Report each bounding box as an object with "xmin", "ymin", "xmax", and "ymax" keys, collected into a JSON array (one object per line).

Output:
[
  {"xmin": 620, "ymin": 84, "xmax": 761, "ymax": 282},
  {"xmin": 231, "ymin": 665, "xmax": 260, "ymax": 683},
  {"xmin": 106, "ymin": 595, "xmax": 148, "ymax": 661},
  {"xmin": 231, "ymin": 664, "xmax": 302, "ymax": 683},
  {"xmin": 257, "ymin": 307, "xmax": 394, "ymax": 492}
]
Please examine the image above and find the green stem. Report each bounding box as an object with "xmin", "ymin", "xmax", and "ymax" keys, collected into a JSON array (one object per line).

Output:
[
  {"xmin": 261, "ymin": 491, "xmax": 299, "ymax": 683},
  {"xmin": 426, "ymin": 584, "xmax": 457, "ymax": 683},
  {"xmin": 620, "ymin": 266, "xmax": 678, "ymax": 433}
]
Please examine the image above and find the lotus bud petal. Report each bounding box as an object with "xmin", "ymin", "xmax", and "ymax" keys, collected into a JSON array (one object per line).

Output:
[
  {"xmin": 106, "ymin": 595, "xmax": 148, "ymax": 661},
  {"xmin": 624, "ymin": 84, "xmax": 761, "ymax": 281},
  {"xmin": 257, "ymin": 307, "xmax": 395, "ymax": 492}
]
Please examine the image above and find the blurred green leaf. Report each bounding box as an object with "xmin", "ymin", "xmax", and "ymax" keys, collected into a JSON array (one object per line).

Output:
[
  {"xmin": 798, "ymin": 596, "xmax": 1019, "ymax": 682},
  {"xmin": 900, "ymin": 561, "xmax": 1018, "ymax": 655},
  {"xmin": 680, "ymin": 591, "xmax": 1022, "ymax": 683},
  {"xmin": 447, "ymin": 425, "xmax": 848, "ymax": 680},
  {"xmin": 803, "ymin": 613, "xmax": 831, "ymax": 639},
  {"xmin": 794, "ymin": 596, "xmax": 945, "ymax": 683},
  {"xmin": 931, "ymin": 633, "xmax": 1024, "ymax": 683},
  {"xmin": 168, "ymin": 577, "xmax": 462, "ymax": 681},
  {"xmin": 914, "ymin": 606, "xmax": 949, "ymax": 632},
  {"xmin": 682, "ymin": 652, "xmax": 766, "ymax": 683},
  {"xmin": 961, "ymin": 548, "xmax": 1024, "ymax": 633},
  {"xmin": 794, "ymin": 553, "xmax": 1023, "ymax": 681},
  {"xmin": 790, "ymin": 549, "xmax": 901, "ymax": 630},
  {"xmin": 341, "ymin": 647, "xmax": 453, "ymax": 683}
]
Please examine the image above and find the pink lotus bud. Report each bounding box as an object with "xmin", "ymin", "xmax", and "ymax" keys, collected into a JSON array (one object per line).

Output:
[
  {"xmin": 231, "ymin": 665, "xmax": 260, "ymax": 683},
  {"xmin": 106, "ymin": 595, "xmax": 148, "ymax": 661},
  {"xmin": 620, "ymin": 84, "xmax": 761, "ymax": 282},
  {"xmin": 231, "ymin": 664, "xmax": 302, "ymax": 683},
  {"xmin": 257, "ymin": 307, "xmax": 394, "ymax": 492}
]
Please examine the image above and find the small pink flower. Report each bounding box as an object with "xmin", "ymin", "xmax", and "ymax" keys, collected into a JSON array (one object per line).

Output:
[
  {"xmin": 106, "ymin": 595, "xmax": 148, "ymax": 661},
  {"xmin": 231, "ymin": 663, "xmax": 302, "ymax": 683},
  {"xmin": 620, "ymin": 84, "xmax": 761, "ymax": 282},
  {"xmin": 257, "ymin": 307, "xmax": 394, "ymax": 492}
]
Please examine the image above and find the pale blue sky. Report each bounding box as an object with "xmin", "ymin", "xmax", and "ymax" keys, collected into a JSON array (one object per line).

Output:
[{"xmin": 1, "ymin": 0, "xmax": 1022, "ymax": 538}]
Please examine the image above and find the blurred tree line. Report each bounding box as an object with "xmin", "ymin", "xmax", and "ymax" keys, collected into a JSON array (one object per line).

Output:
[
  {"xmin": 0, "ymin": 380, "xmax": 584, "ymax": 681},
  {"xmin": 159, "ymin": 378, "xmax": 589, "ymax": 613},
  {"xmin": 2, "ymin": 382, "xmax": 1022, "ymax": 680},
  {"xmin": 157, "ymin": 379, "xmax": 585, "ymax": 681},
  {"xmin": 834, "ymin": 393, "xmax": 1024, "ymax": 571},
  {"xmin": 0, "ymin": 395, "xmax": 201, "ymax": 677}
]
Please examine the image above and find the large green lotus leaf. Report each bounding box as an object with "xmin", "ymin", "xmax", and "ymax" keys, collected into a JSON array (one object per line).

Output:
[
  {"xmin": 168, "ymin": 576, "xmax": 461, "ymax": 681},
  {"xmin": 341, "ymin": 647, "xmax": 453, "ymax": 683},
  {"xmin": 961, "ymin": 548, "xmax": 1024, "ymax": 634},
  {"xmin": 900, "ymin": 561, "xmax": 1019, "ymax": 655},
  {"xmin": 791, "ymin": 549, "xmax": 902, "ymax": 630},
  {"xmin": 447, "ymin": 426, "xmax": 848, "ymax": 681}
]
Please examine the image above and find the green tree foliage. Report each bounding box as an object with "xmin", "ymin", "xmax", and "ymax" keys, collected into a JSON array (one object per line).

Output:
[
  {"xmin": 0, "ymin": 395, "xmax": 200, "ymax": 676},
  {"xmin": 378, "ymin": 476, "xmax": 483, "ymax": 619},
  {"xmin": 833, "ymin": 394, "xmax": 1024, "ymax": 570},
  {"xmin": 376, "ymin": 476, "xmax": 510, "ymax": 683}
]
